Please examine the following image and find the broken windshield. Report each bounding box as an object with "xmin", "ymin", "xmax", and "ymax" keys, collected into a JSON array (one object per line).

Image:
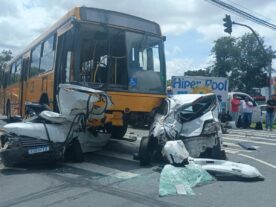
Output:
[
  {"xmin": 176, "ymin": 95, "xmax": 217, "ymax": 123},
  {"xmin": 126, "ymin": 32, "xmax": 166, "ymax": 93},
  {"xmin": 68, "ymin": 24, "xmax": 166, "ymax": 94}
]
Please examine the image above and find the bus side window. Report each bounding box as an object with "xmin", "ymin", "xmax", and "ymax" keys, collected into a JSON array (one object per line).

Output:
[
  {"xmin": 10, "ymin": 63, "xmax": 16, "ymax": 85},
  {"xmin": 30, "ymin": 44, "xmax": 42, "ymax": 77},
  {"xmin": 15, "ymin": 59, "xmax": 22, "ymax": 83},
  {"xmin": 40, "ymin": 34, "xmax": 56, "ymax": 73}
]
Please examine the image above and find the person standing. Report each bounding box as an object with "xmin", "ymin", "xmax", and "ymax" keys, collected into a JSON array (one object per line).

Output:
[
  {"xmin": 241, "ymin": 97, "xmax": 254, "ymax": 128},
  {"xmin": 266, "ymin": 94, "xmax": 276, "ymax": 131},
  {"xmin": 230, "ymin": 95, "xmax": 240, "ymax": 125}
]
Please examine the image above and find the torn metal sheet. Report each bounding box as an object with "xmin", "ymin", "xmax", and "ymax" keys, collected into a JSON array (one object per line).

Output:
[
  {"xmin": 189, "ymin": 158, "xmax": 264, "ymax": 180},
  {"xmin": 161, "ymin": 140, "xmax": 189, "ymax": 165},
  {"xmin": 159, "ymin": 164, "xmax": 215, "ymax": 196},
  {"xmin": 148, "ymin": 93, "xmax": 225, "ymax": 159},
  {"xmin": 238, "ymin": 142, "xmax": 257, "ymax": 150}
]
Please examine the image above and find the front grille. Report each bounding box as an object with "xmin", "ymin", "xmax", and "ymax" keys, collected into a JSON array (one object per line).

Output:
[{"xmin": 20, "ymin": 136, "xmax": 50, "ymax": 147}]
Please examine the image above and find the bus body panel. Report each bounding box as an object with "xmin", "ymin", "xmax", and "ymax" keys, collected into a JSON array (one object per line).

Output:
[
  {"xmin": 5, "ymin": 83, "xmax": 20, "ymax": 116},
  {"xmin": 1, "ymin": 7, "xmax": 166, "ymax": 133},
  {"xmin": 107, "ymin": 91, "xmax": 165, "ymax": 112}
]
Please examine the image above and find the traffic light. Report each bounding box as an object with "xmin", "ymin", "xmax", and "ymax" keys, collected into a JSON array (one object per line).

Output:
[{"xmin": 223, "ymin": 14, "xmax": 232, "ymax": 34}]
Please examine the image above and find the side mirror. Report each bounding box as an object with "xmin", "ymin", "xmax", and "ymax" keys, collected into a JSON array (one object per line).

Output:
[{"xmin": 162, "ymin": 36, "xmax": 166, "ymax": 42}]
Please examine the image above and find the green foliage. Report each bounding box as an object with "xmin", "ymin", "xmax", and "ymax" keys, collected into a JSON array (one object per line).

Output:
[
  {"xmin": 0, "ymin": 50, "xmax": 12, "ymax": 70},
  {"xmin": 0, "ymin": 50, "xmax": 12, "ymax": 86},
  {"xmin": 184, "ymin": 68, "xmax": 212, "ymax": 77},
  {"xmin": 211, "ymin": 33, "xmax": 274, "ymax": 92}
]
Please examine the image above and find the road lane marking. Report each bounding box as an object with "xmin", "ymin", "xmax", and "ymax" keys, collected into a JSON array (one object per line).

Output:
[
  {"xmin": 223, "ymin": 142, "xmax": 240, "ymax": 147},
  {"xmin": 224, "ymin": 137, "xmax": 276, "ymax": 146},
  {"xmin": 237, "ymin": 153, "xmax": 276, "ymax": 169},
  {"xmin": 223, "ymin": 134, "xmax": 276, "ymax": 142},
  {"xmin": 95, "ymin": 150, "xmax": 137, "ymax": 162},
  {"xmin": 228, "ymin": 130, "xmax": 276, "ymax": 138},
  {"xmin": 65, "ymin": 162, "xmax": 139, "ymax": 179}
]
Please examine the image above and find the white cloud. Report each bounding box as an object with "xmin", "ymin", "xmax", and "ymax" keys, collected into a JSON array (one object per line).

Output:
[
  {"xmin": 1, "ymin": 0, "xmax": 276, "ymax": 72},
  {"xmin": 166, "ymin": 58, "xmax": 194, "ymax": 79}
]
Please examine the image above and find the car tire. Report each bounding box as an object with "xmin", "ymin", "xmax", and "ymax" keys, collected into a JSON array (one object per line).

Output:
[
  {"xmin": 210, "ymin": 141, "xmax": 227, "ymax": 160},
  {"xmin": 64, "ymin": 139, "xmax": 84, "ymax": 162},
  {"xmin": 139, "ymin": 136, "xmax": 153, "ymax": 166}
]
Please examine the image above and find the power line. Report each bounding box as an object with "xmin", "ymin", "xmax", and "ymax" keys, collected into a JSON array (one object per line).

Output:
[
  {"xmin": 206, "ymin": 0, "xmax": 276, "ymax": 30},
  {"xmin": 224, "ymin": 0, "xmax": 276, "ymax": 24}
]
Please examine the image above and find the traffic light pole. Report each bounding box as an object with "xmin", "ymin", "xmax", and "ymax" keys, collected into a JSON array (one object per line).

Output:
[{"xmin": 232, "ymin": 21, "xmax": 272, "ymax": 97}]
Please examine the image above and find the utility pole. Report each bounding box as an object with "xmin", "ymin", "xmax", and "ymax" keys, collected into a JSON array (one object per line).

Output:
[{"xmin": 222, "ymin": 15, "xmax": 273, "ymax": 96}]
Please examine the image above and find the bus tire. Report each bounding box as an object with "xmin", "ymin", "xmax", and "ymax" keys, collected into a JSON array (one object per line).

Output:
[
  {"xmin": 6, "ymin": 100, "xmax": 11, "ymax": 121},
  {"xmin": 110, "ymin": 123, "xmax": 128, "ymax": 139},
  {"xmin": 139, "ymin": 136, "xmax": 153, "ymax": 166}
]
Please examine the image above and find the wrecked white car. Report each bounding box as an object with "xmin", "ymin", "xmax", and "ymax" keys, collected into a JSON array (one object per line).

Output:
[
  {"xmin": 0, "ymin": 84, "xmax": 112, "ymax": 167},
  {"xmin": 139, "ymin": 93, "xmax": 226, "ymax": 165}
]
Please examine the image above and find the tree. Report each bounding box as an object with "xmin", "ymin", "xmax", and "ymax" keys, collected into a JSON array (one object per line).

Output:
[
  {"xmin": 0, "ymin": 50, "xmax": 12, "ymax": 70},
  {"xmin": 211, "ymin": 33, "xmax": 274, "ymax": 93},
  {"xmin": 211, "ymin": 36, "xmax": 239, "ymax": 78},
  {"xmin": 0, "ymin": 50, "xmax": 12, "ymax": 87},
  {"xmin": 184, "ymin": 68, "xmax": 212, "ymax": 76}
]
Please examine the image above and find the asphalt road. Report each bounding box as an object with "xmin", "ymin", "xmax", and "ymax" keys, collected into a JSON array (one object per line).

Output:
[{"xmin": 1, "ymin": 119, "xmax": 276, "ymax": 207}]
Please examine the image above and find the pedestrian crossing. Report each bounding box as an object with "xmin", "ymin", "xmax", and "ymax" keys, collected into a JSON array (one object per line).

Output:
[
  {"xmin": 223, "ymin": 128, "xmax": 276, "ymax": 154},
  {"xmin": 64, "ymin": 161, "xmax": 139, "ymax": 180}
]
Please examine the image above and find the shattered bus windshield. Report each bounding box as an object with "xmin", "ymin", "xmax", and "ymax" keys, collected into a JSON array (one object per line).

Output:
[
  {"xmin": 76, "ymin": 24, "xmax": 165, "ymax": 94},
  {"xmin": 126, "ymin": 32, "xmax": 164, "ymax": 93}
]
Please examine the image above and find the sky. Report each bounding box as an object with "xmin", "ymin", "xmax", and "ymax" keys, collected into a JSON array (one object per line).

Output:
[{"xmin": 0, "ymin": 0, "xmax": 276, "ymax": 79}]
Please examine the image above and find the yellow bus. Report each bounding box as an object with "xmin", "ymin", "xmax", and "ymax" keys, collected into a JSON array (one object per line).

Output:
[{"xmin": 0, "ymin": 7, "xmax": 166, "ymax": 138}]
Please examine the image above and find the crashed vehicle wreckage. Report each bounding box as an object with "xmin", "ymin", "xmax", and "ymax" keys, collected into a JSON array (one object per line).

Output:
[
  {"xmin": 0, "ymin": 84, "xmax": 112, "ymax": 167},
  {"xmin": 139, "ymin": 93, "xmax": 226, "ymax": 165}
]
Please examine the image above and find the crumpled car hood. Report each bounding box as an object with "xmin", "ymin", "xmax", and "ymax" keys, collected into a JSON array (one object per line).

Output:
[{"xmin": 3, "ymin": 122, "xmax": 70, "ymax": 143}]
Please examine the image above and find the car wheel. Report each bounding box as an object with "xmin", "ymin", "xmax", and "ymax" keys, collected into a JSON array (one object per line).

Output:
[
  {"xmin": 64, "ymin": 139, "xmax": 84, "ymax": 162},
  {"xmin": 210, "ymin": 141, "xmax": 227, "ymax": 160},
  {"xmin": 139, "ymin": 136, "xmax": 153, "ymax": 166}
]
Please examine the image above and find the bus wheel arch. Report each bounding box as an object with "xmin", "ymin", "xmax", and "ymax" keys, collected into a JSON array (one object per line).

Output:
[
  {"xmin": 110, "ymin": 124, "xmax": 128, "ymax": 139},
  {"xmin": 39, "ymin": 92, "xmax": 50, "ymax": 106}
]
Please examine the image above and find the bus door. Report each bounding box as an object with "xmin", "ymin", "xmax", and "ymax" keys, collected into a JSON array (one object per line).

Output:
[
  {"xmin": 53, "ymin": 23, "xmax": 76, "ymax": 111},
  {"xmin": 21, "ymin": 53, "xmax": 30, "ymax": 116}
]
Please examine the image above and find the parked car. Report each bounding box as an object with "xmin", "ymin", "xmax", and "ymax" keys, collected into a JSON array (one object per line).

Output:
[
  {"xmin": 228, "ymin": 92, "xmax": 262, "ymax": 123},
  {"xmin": 138, "ymin": 93, "xmax": 226, "ymax": 165}
]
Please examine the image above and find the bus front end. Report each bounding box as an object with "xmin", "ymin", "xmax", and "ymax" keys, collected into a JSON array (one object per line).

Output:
[{"xmin": 55, "ymin": 7, "xmax": 167, "ymax": 138}]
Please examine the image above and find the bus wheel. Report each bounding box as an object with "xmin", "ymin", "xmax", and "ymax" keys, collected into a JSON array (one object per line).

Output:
[
  {"xmin": 139, "ymin": 136, "xmax": 153, "ymax": 166},
  {"xmin": 6, "ymin": 101, "xmax": 11, "ymax": 121},
  {"xmin": 110, "ymin": 122, "xmax": 128, "ymax": 139}
]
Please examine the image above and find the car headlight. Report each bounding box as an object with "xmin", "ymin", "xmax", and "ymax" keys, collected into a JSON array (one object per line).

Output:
[
  {"xmin": 1, "ymin": 134, "xmax": 21, "ymax": 149},
  {"xmin": 202, "ymin": 121, "xmax": 218, "ymax": 135}
]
